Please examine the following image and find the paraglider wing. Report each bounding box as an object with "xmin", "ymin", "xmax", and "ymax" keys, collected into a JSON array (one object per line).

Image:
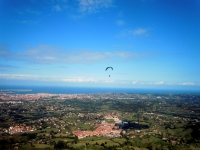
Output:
[
  {"xmin": 105, "ymin": 67, "xmax": 113, "ymax": 71},
  {"xmin": 105, "ymin": 67, "xmax": 113, "ymax": 77}
]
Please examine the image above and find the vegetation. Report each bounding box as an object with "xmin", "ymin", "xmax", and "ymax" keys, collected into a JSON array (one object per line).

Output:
[{"xmin": 0, "ymin": 93, "xmax": 200, "ymax": 149}]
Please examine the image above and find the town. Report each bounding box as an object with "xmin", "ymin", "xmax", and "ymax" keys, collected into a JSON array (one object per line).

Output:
[{"xmin": 0, "ymin": 92, "xmax": 200, "ymax": 150}]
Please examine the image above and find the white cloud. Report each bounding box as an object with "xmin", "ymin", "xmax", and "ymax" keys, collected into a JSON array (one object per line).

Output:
[
  {"xmin": 113, "ymin": 51, "xmax": 137, "ymax": 58},
  {"xmin": 26, "ymin": 8, "xmax": 41, "ymax": 15},
  {"xmin": 0, "ymin": 74, "xmax": 40, "ymax": 80},
  {"xmin": 13, "ymin": 0, "xmax": 112, "ymax": 20},
  {"xmin": 30, "ymin": 0, "xmax": 69, "ymax": 13},
  {"xmin": 37, "ymin": 56, "xmax": 57, "ymax": 61},
  {"xmin": 52, "ymin": 5, "xmax": 62, "ymax": 11},
  {"xmin": 116, "ymin": 20, "xmax": 125, "ymax": 26},
  {"xmin": 0, "ymin": 74, "xmax": 115, "ymax": 84},
  {"xmin": 180, "ymin": 82, "xmax": 195, "ymax": 86},
  {"xmin": 103, "ymin": 80, "xmax": 115, "ymax": 83},
  {"xmin": 119, "ymin": 28, "xmax": 148, "ymax": 37},
  {"xmin": 132, "ymin": 81, "xmax": 138, "ymax": 84},
  {"xmin": 62, "ymin": 77, "xmax": 97, "ymax": 82},
  {"xmin": 0, "ymin": 73, "xmax": 199, "ymax": 87},
  {"xmin": 0, "ymin": 44, "xmax": 151, "ymax": 64},
  {"xmin": 133, "ymin": 28, "xmax": 147, "ymax": 35},
  {"xmin": 155, "ymin": 81, "xmax": 164, "ymax": 85},
  {"xmin": 78, "ymin": 0, "xmax": 113, "ymax": 14},
  {"xmin": 16, "ymin": 19, "xmax": 42, "ymax": 24}
]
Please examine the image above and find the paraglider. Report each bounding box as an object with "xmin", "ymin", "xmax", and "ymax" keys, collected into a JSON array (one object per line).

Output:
[
  {"xmin": 105, "ymin": 67, "xmax": 113, "ymax": 71},
  {"xmin": 105, "ymin": 67, "xmax": 113, "ymax": 77}
]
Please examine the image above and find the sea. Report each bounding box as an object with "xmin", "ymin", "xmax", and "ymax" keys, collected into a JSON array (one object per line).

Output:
[{"xmin": 0, "ymin": 85, "xmax": 200, "ymax": 94}]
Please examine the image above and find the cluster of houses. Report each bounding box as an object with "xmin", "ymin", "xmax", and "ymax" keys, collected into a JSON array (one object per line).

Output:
[
  {"xmin": 8, "ymin": 124, "xmax": 36, "ymax": 134},
  {"xmin": 73, "ymin": 121, "xmax": 122, "ymax": 139},
  {"xmin": 0, "ymin": 93, "xmax": 52, "ymax": 101},
  {"xmin": 0, "ymin": 92, "xmax": 139, "ymax": 101},
  {"xmin": 104, "ymin": 114, "xmax": 122, "ymax": 124},
  {"xmin": 73, "ymin": 115, "xmax": 122, "ymax": 139}
]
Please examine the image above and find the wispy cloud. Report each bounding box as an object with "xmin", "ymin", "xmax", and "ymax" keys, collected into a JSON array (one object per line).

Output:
[
  {"xmin": 133, "ymin": 28, "xmax": 148, "ymax": 35},
  {"xmin": 0, "ymin": 74, "xmax": 143, "ymax": 85},
  {"xmin": 116, "ymin": 20, "xmax": 125, "ymax": 26},
  {"xmin": 180, "ymin": 82, "xmax": 195, "ymax": 86},
  {"xmin": 62, "ymin": 77, "xmax": 97, "ymax": 82},
  {"xmin": 155, "ymin": 81, "xmax": 164, "ymax": 85},
  {"xmin": 16, "ymin": 19, "xmax": 42, "ymax": 24},
  {"xmin": 17, "ymin": 0, "xmax": 69, "ymax": 16},
  {"xmin": 1, "ymin": 73, "xmax": 199, "ymax": 86},
  {"xmin": 0, "ymin": 74, "xmax": 115, "ymax": 84},
  {"xmin": 78, "ymin": 0, "xmax": 113, "ymax": 14},
  {"xmin": 0, "ymin": 44, "xmax": 153, "ymax": 64},
  {"xmin": 44, "ymin": 0, "xmax": 69, "ymax": 12},
  {"xmin": 18, "ymin": 8, "xmax": 41, "ymax": 15},
  {"xmin": 14, "ymin": 0, "xmax": 113, "ymax": 20},
  {"xmin": 26, "ymin": 8, "xmax": 41, "ymax": 15},
  {"xmin": 132, "ymin": 81, "xmax": 138, "ymax": 84},
  {"xmin": 119, "ymin": 28, "xmax": 149, "ymax": 37},
  {"xmin": 52, "ymin": 5, "xmax": 62, "ymax": 11},
  {"xmin": 131, "ymin": 81, "xmax": 200, "ymax": 86},
  {"xmin": 0, "ymin": 74, "xmax": 40, "ymax": 80}
]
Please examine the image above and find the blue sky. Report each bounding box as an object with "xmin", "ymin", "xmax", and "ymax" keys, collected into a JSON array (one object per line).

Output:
[{"xmin": 0, "ymin": 0, "xmax": 200, "ymax": 90}]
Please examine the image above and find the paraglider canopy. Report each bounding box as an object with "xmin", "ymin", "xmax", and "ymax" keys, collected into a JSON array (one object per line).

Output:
[
  {"xmin": 105, "ymin": 67, "xmax": 113, "ymax": 71},
  {"xmin": 105, "ymin": 67, "xmax": 113, "ymax": 77}
]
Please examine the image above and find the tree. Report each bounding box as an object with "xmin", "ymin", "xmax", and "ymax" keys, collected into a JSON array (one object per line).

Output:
[{"xmin": 54, "ymin": 140, "xmax": 65, "ymax": 150}]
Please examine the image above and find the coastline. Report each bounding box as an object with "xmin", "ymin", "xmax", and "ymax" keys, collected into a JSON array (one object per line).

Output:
[{"xmin": 0, "ymin": 85, "xmax": 200, "ymax": 94}]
